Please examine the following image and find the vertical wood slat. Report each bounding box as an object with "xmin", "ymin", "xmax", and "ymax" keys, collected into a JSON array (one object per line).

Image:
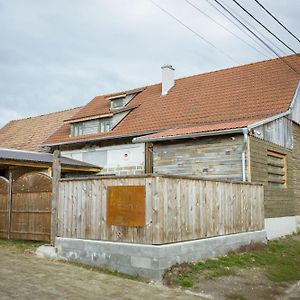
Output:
[
  {"xmin": 0, "ymin": 177, "xmax": 9, "ymax": 239},
  {"xmin": 57, "ymin": 175, "xmax": 264, "ymax": 245}
]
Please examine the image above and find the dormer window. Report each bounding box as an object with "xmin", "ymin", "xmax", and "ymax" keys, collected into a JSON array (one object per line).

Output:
[
  {"xmin": 71, "ymin": 118, "xmax": 111, "ymax": 137},
  {"xmin": 109, "ymin": 94, "xmax": 126, "ymax": 109},
  {"xmin": 111, "ymin": 97, "xmax": 125, "ymax": 109}
]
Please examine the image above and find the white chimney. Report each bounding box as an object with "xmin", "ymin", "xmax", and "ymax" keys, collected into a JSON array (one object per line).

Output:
[{"xmin": 161, "ymin": 64, "xmax": 175, "ymax": 96}]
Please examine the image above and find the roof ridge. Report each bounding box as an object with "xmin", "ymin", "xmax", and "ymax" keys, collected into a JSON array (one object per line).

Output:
[
  {"xmin": 8, "ymin": 106, "xmax": 82, "ymax": 123},
  {"xmin": 175, "ymin": 54, "xmax": 300, "ymax": 83},
  {"xmin": 87, "ymin": 54, "xmax": 299, "ymax": 100}
]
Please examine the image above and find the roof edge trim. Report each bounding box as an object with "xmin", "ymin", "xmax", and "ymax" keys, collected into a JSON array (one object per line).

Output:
[
  {"xmin": 247, "ymin": 111, "xmax": 291, "ymax": 129},
  {"xmin": 41, "ymin": 130, "xmax": 159, "ymax": 147},
  {"xmin": 132, "ymin": 127, "xmax": 247, "ymax": 143},
  {"xmin": 289, "ymin": 80, "xmax": 300, "ymax": 111}
]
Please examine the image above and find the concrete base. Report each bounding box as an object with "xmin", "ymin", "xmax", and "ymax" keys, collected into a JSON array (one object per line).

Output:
[
  {"xmin": 296, "ymin": 216, "xmax": 300, "ymax": 231},
  {"xmin": 55, "ymin": 230, "xmax": 266, "ymax": 280},
  {"xmin": 36, "ymin": 245, "xmax": 58, "ymax": 259},
  {"xmin": 264, "ymin": 216, "xmax": 297, "ymax": 240}
]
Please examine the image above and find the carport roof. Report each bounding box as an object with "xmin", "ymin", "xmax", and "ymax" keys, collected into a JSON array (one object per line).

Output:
[{"xmin": 0, "ymin": 148, "xmax": 101, "ymax": 172}]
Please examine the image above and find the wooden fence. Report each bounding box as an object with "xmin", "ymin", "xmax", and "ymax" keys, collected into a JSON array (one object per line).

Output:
[
  {"xmin": 0, "ymin": 173, "xmax": 52, "ymax": 242},
  {"xmin": 57, "ymin": 175, "xmax": 264, "ymax": 245}
]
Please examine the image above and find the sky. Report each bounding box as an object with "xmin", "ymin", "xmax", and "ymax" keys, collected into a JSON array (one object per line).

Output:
[{"xmin": 0, "ymin": 0, "xmax": 300, "ymax": 127}]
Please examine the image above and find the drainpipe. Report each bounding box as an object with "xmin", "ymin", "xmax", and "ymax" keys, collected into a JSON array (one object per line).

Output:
[{"xmin": 242, "ymin": 128, "xmax": 248, "ymax": 182}]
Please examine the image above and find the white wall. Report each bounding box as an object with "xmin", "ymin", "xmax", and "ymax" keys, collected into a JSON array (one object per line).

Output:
[
  {"xmin": 264, "ymin": 216, "xmax": 297, "ymax": 239},
  {"xmin": 62, "ymin": 143, "xmax": 145, "ymax": 174}
]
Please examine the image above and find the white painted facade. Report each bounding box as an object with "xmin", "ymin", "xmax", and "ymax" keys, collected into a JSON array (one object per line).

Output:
[
  {"xmin": 264, "ymin": 216, "xmax": 297, "ymax": 240},
  {"xmin": 62, "ymin": 143, "xmax": 145, "ymax": 175}
]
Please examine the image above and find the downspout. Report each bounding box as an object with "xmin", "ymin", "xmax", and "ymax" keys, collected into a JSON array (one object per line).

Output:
[{"xmin": 242, "ymin": 128, "xmax": 248, "ymax": 182}]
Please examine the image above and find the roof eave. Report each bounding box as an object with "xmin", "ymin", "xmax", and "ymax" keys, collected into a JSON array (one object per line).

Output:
[
  {"xmin": 41, "ymin": 130, "xmax": 159, "ymax": 148},
  {"xmin": 247, "ymin": 111, "xmax": 290, "ymax": 130},
  {"xmin": 133, "ymin": 127, "xmax": 247, "ymax": 143}
]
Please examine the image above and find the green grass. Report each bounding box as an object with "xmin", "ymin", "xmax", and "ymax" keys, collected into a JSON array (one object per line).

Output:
[
  {"xmin": 173, "ymin": 274, "xmax": 194, "ymax": 287},
  {"xmin": 0, "ymin": 238, "xmax": 44, "ymax": 251},
  {"xmin": 170, "ymin": 235, "xmax": 300, "ymax": 287}
]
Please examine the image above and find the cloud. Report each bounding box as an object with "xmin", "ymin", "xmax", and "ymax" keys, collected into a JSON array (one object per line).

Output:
[{"xmin": 0, "ymin": 0, "xmax": 299, "ymax": 127}]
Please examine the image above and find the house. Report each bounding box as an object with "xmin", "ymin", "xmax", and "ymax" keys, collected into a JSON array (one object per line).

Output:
[
  {"xmin": 0, "ymin": 109, "xmax": 101, "ymax": 242},
  {"xmin": 1, "ymin": 54, "xmax": 300, "ymax": 239},
  {"xmin": 0, "ymin": 107, "xmax": 100, "ymax": 179}
]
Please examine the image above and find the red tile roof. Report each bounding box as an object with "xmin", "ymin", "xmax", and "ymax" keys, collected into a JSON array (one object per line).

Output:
[
  {"xmin": 44, "ymin": 54, "xmax": 300, "ymax": 146},
  {"xmin": 0, "ymin": 107, "xmax": 81, "ymax": 151},
  {"xmin": 134, "ymin": 119, "xmax": 261, "ymax": 142}
]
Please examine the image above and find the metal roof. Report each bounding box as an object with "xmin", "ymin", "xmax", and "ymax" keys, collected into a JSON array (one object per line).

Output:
[{"xmin": 0, "ymin": 148, "xmax": 100, "ymax": 169}]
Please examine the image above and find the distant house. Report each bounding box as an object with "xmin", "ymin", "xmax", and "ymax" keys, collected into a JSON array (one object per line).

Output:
[{"xmin": 1, "ymin": 54, "xmax": 300, "ymax": 239}]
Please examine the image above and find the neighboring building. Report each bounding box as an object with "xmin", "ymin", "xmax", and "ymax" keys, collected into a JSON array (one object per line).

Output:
[
  {"xmin": 0, "ymin": 107, "xmax": 101, "ymax": 180},
  {"xmin": 1, "ymin": 54, "xmax": 300, "ymax": 239},
  {"xmin": 0, "ymin": 107, "xmax": 81, "ymax": 152}
]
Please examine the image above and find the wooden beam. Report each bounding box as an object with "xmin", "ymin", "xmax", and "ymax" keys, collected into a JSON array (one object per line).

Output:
[
  {"xmin": 0, "ymin": 159, "xmax": 100, "ymax": 173},
  {"xmin": 51, "ymin": 150, "xmax": 61, "ymax": 245}
]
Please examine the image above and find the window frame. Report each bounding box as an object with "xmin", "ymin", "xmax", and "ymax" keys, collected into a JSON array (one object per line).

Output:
[{"xmin": 71, "ymin": 118, "xmax": 111, "ymax": 137}]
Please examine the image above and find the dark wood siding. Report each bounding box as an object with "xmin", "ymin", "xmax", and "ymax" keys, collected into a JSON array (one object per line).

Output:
[
  {"xmin": 153, "ymin": 135, "xmax": 244, "ymax": 181},
  {"xmin": 249, "ymin": 136, "xmax": 294, "ymax": 218}
]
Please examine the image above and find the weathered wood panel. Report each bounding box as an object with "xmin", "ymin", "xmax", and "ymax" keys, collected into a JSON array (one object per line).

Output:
[
  {"xmin": 11, "ymin": 173, "xmax": 51, "ymax": 241},
  {"xmin": 153, "ymin": 135, "xmax": 245, "ymax": 181},
  {"xmin": 253, "ymin": 116, "xmax": 293, "ymax": 149},
  {"xmin": 58, "ymin": 175, "xmax": 264, "ymax": 245},
  {"xmin": 293, "ymin": 124, "xmax": 300, "ymax": 216},
  {"xmin": 0, "ymin": 177, "xmax": 9, "ymax": 239},
  {"xmin": 249, "ymin": 136, "xmax": 294, "ymax": 218}
]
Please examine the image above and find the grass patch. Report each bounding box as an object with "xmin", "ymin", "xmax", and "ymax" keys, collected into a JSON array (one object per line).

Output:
[
  {"xmin": 174, "ymin": 274, "xmax": 194, "ymax": 287},
  {"xmin": 0, "ymin": 238, "xmax": 43, "ymax": 252},
  {"xmin": 167, "ymin": 235, "xmax": 300, "ymax": 287}
]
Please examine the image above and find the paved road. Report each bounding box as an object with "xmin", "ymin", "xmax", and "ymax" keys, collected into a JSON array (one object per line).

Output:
[{"xmin": 0, "ymin": 248, "xmax": 200, "ymax": 300}]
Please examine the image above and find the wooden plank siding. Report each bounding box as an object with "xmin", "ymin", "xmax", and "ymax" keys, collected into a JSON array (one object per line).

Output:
[
  {"xmin": 57, "ymin": 175, "xmax": 264, "ymax": 245},
  {"xmin": 0, "ymin": 177, "xmax": 9, "ymax": 239},
  {"xmin": 248, "ymin": 135, "xmax": 295, "ymax": 218},
  {"xmin": 293, "ymin": 124, "xmax": 300, "ymax": 216},
  {"xmin": 152, "ymin": 134, "xmax": 245, "ymax": 181},
  {"xmin": 253, "ymin": 117, "xmax": 293, "ymax": 149}
]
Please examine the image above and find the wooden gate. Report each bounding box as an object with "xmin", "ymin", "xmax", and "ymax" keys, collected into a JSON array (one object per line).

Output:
[
  {"xmin": 0, "ymin": 177, "xmax": 9, "ymax": 239},
  {"xmin": 11, "ymin": 172, "xmax": 52, "ymax": 241}
]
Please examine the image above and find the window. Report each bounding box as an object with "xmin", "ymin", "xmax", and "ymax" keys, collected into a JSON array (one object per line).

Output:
[
  {"xmin": 99, "ymin": 118, "xmax": 111, "ymax": 133},
  {"xmin": 71, "ymin": 118, "xmax": 111, "ymax": 137},
  {"xmin": 267, "ymin": 150, "xmax": 287, "ymax": 188},
  {"xmin": 111, "ymin": 97, "xmax": 125, "ymax": 109}
]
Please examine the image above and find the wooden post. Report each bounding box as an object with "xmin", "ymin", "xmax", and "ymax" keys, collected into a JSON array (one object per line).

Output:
[
  {"xmin": 51, "ymin": 149, "xmax": 61, "ymax": 245},
  {"xmin": 7, "ymin": 169, "xmax": 13, "ymax": 240}
]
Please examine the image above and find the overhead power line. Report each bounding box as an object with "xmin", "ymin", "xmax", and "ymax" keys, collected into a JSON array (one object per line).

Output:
[
  {"xmin": 183, "ymin": 0, "xmax": 269, "ymax": 58},
  {"xmin": 253, "ymin": 0, "xmax": 300, "ymax": 44},
  {"xmin": 204, "ymin": 0, "xmax": 285, "ymax": 58},
  {"xmin": 148, "ymin": 0, "xmax": 238, "ymax": 63},
  {"xmin": 211, "ymin": 0, "xmax": 300, "ymax": 77},
  {"xmin": 231, "ymin": 0, "xmax": 299, "ymax": 55}
]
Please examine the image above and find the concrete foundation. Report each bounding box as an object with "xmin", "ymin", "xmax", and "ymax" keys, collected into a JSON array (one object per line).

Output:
[
  {"xmin": 55, "ymin": 230, "xmax": 266, "ymax": 280},
  {"xmin": 264, "ymin": 216, "xmax": 297, "ymax": 239}
]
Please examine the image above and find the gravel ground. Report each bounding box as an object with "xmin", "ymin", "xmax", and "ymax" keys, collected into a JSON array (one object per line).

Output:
[{"xmin": 0, "ymin": 247, "xmax": 201, "ymax": 300}]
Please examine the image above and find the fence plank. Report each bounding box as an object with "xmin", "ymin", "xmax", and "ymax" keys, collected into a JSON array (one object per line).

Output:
[{"xmin": 58, "ymin": 175, "xmax": 264, "ymax": 244}]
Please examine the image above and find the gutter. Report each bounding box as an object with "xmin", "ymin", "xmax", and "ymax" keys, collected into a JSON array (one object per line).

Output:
[{"xmin": 132, "ymin": 127, "xmax": 245, "ymax": 143}]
